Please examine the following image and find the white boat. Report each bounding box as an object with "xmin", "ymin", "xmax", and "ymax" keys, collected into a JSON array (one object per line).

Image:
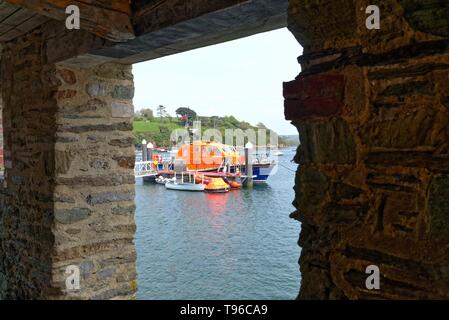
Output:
[
  {"xmin": 155, "ymin": 176, "xmax": 175, "ymax": 185},
  {"xmin": 165, "ymin": 181, "xmax": 206, "ymax": 192},
  {"xmin": 274, "ymin": 151, "xmax": 284, "ymax": 156}
]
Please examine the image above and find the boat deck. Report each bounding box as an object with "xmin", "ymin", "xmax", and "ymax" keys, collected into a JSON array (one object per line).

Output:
[{"xmin": 157, "ymin": 170, "xmax": 255, "ymax": 179}]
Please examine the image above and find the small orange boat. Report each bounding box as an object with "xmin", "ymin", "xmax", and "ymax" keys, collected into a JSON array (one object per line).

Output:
[
  {"xmin": 204, "ymin": 178, "xmax": 230, "ymax": 193},
  {"xmin": 229, "ymin": 181, "xmax": 242, "ymax": 189},
  {"xmin": 223, "ymin": 177, "xmax": 241, "ymax": 189},
  {"xmin": 194, "ymin": 174, "xmax": 210, "ymax": 185}
]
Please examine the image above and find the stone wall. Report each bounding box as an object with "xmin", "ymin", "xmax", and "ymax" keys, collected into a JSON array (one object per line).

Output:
[
  {"xmin": 1, "ymin": 0, "xmax": 449, "ymax": 300},
  {"xmin": 0, "ymin": 90, "xmax": 3, "ymax": 174},
  {"xmin": 286, "ymin": 0, "xmax": 449, "ymax": 299},
  {"xmin": 0, "ymin": 22, "xmax": 137, "ymax": 299}
]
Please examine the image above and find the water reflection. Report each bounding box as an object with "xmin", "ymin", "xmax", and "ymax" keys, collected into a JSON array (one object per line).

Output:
[{"xmin": 135, "ymin": 150, "xmax": 301, "ymax": 299}]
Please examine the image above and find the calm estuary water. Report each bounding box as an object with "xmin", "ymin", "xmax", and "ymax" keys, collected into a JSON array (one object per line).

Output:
[{"xmin": 134, "ymin": 149, "xmax": 301, "ymax": 299}]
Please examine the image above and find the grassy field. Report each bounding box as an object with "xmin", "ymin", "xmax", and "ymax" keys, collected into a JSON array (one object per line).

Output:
[
  {"xmin": 132, "ymin": 117, "xmax": 290, "ymax": 147},
  {"xmin": 133, "ymin": 120, "xmax": 181, "ymax": 133}
]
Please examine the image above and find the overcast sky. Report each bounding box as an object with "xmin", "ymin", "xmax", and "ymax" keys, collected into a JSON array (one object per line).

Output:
[{"xmin": 133, "ymin": 28, "xmax": 303, "ymax": 135}]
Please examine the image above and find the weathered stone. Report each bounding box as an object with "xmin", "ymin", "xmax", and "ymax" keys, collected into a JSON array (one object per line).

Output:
[
  {"xmin": 442, "ymin": 96, "xmax": 449, "ymax": 109},
  {"xmin": 296, "ymin": 118, "xmax": 356, "ymax": 164},
  {"xmin": 288, "ymin": 0, "xmax": 357, "ymax": 48},
  {"xmin": 57, "ymin": 90, "xmax": 77, "ymax": 99},
  {"xmin": 90, "ymin": 284, "xmax": 135, "ymax": 300},
  {"xmin": 285, "ymin": 0, "xmax": 449, "ymax": 300},
  {"xmin": 11, "ymin": 176, "xmax": 24, "ymax": 185},
  {"xmin": 400, "ymin": 0, "xmax": 449, "ymax": 37},
  {"xmin": 368, "ymin": 63, "xmax": 449, "ymax": 80},
  {"xmin": 429, "ymin": 176, "xmax": 449, "ymax": 241},
  {"xmin": 80, "ymin": 260, "xmax": 95, "ymax": 275},
  {"xmin": 53, "ymin": 195, "xmax": 76, "ymax": 203},
  {"xmin": 55, "ymin": 150, "xmax": 74, "ymax": 174},
  {"xmin": 56, "ymin": 69, "xmax": 77, "ymax": 85},
  {"xmin": 59, "ymin": 122, "xmax": 133, "ymax": 133},
  {"xmin": 94, "ymin": 63, "xmax": 133, "ymax": 80},
  {"xmin": 366, "ymin": 151, "xmax": 449, "ymax": 172},
  {"xmin": 324, "ymin": 203, "xmax": 369, "ymax": 225},
  {"xmin": 361, "ymin": 110, "xmax": 449, "ymax": 150},
  {"xmin": 0, "ymin": 35, "xmax": 137, "ymax": 299},
  {"xmin": 112, "ymin": 85, "xmax": 134, "ymax": 100},
  {"xmin": 89, "ymin": 159, "xmax": 110, "ymax": 170},
  {"xmin": 56, "ymin": 136, "xmax": 78, "ymax": 143},
  {"xmin": 113, "ymin": 156, "xmax": 135, "ymax": 169},
  {"xmin": 97, "ymin": 268, "xmax": 115, "ymax": 279},
  {"xmin": 63, "ymin": 99, "xmax": 106, "ymax": 115},
  {"xmin": 86, "ymin": 191, "xmax": 134, "ymax": 205},
  {"xmin": 297, "ymin": 167, "xmax": 329, "ymax": 221},
  {"xmin": 65, "ymin": 228, "xmax": 81, "ymax": 235},
  {"xmin": 87, "ymin": 135, "xmax": 106, "ymax": 143},
  {"xmin": 108, "ymin": 137, "xmax": 134, "ymax": 147},
  {"xmin": 330, "ymin": 182, "xmax": 363, "ymax": 201},
  {"xmin": 86, "ymin": 81, "xmax": 107, "ymax": 97},
  {"xmin": 56, "ymin": 174, "xmax": 135, "ymax": 186},
  {"xmin": 111, "ymin": 102, "xmax": 133, "ymax": 118},
  {"xmin": 284, "ymin": 74, "xmax": 345, "ymax": 120},
  {"xmin": 112, "ymin": 205, "xmax": 136, "ymax": 215},
  {"xmin": 54, "ymin": 208, "xmax": 91, "ymax": 224}
]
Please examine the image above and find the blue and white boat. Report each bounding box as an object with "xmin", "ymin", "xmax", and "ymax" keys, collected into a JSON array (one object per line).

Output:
[{"xmin": 149, "ymin": 142, "xmax": 276, "ymax": 183}]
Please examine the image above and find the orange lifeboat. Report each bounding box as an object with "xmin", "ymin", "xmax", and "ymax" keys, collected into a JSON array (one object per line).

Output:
[
  {"xmin": 204, "ymin": 178, "xmax": 230, "ymax": 193},
  {"xmin": 176, "ymin": 141, "xmax": 241, "ymax": 171},
  {"xmin": 222, "ymin": 177, "xmax": 241, "ymax": 189},
  {"xmin": 194, "ymin": 174, "xmax": 210, "ymax": 185},
  {"xmin": 229, "ymin": 181, "xmax": 242, "ymax": 189}
]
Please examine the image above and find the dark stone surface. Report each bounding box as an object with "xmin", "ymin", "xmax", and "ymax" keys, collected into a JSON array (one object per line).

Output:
[
  {"xmin": 400, "ymin": 0, "xmax": 449, "ymax": 37},
  {"xmin": 54, "ymin": 208, "xmax": 91, "ymax": 224},
  {"xmin": 297, "ymin": 118, "xmax": 356, "ymax": 164},
  {"xmin": 429, "ymin": 176, "xmax": 449, "ymax": 241},
  {"xmin": 56, "ymin": 174, "xmax": 135, "ymax": 187},
  {"xmin": 284, "ymin": 75, "xmax": 345, "ymax": 120},
  {"xmin": 112, "ymin": 85, "xmax": 134, "ymax": 100},
  {"xmin": 86, "ymin": 191, "xmax": 135, "ymax": 205}
]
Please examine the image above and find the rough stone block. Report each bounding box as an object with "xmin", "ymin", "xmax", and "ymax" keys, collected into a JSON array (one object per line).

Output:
[
  {"xmin": 284, "ymin": 74, "xmax": 345, "ymax": 120},
  {"xmin": 112, "ymin": 85, "xmax": 134, "ymax": 100},
  {"xmin": 86, "ymin": 81, "xmax": 107, "ymax": 97},
  {"xmin": 429, "ymin": 176, "xmax": 449, "ymax": 241},
  {"xmin": 54, "ymin": 208, "xmax": 91, "ymax": 224},
  {"xmin": 400, "ymin": 0, "xmax": 449, "ymax": 37},
  {"xmin": 297, "ymin": 118, "xmax": 356, "ymax": 164},
  {"xmin": 111, "ymin": 102, "xmax": 133, "ymax": 118},
  {"xmin": 86, "ymin": 191, "xmax": 134, "ymax": 205}
]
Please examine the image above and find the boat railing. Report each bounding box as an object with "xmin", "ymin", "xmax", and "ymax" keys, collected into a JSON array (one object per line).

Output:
[{"xmin": 134, "ymin": 161, "xmax": 157, "ymax": 178}]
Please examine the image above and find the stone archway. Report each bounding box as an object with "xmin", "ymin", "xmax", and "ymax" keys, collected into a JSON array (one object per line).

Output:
[{"xmin": 0, "ymin": 0, "xmax": 449, "ymax": 299}]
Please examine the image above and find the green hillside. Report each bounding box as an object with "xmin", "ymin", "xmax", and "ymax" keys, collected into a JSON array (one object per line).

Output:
[{"xmin": 133, "ymin": 116, "xmax": 289, "ymax": 147}]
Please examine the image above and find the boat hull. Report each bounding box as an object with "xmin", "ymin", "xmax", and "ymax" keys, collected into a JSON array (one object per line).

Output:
[
  {"xmin": 165, "ymin": 182, "xmax": 205, "ymax": 191},
  {"xmin": 248, "ymin": 164, "xmax": 274, "ymax": 183},
  {"xmin": 205, "ymin": 188, "xmax": 230, "ymax": 193},
  {"xmin": 156, "ymin": 163, "xmax": 275, "ymax": 183}
]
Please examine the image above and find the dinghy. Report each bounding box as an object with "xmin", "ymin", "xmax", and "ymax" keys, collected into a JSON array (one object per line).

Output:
[
  {"xmin": 165, "ymin": 181, "xmax": 205, "ymax": 192},
  {"xmin": 156, "ymin": 176, "xmax": 175, "ymax": 185},
  {"xmin": 204, "ymin": 178, "xmax": 230, "ymax": 193}
]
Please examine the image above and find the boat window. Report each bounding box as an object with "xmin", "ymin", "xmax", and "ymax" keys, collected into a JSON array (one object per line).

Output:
[{"xmin": 202, "ymin": 146, "xmax": 213, "ymax": 154}]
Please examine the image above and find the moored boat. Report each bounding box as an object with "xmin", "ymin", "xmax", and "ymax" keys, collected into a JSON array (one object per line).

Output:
[
  {"xmin": 204, "ymin": 178, "xmax": 230, "ymax": 193},
  {"xmin": 229, "ymin": 181, "xmax": 242, "ymax": 189},
  {"xmin": 172, "ymin": 141, "xmax": 275, "ymax": 183},
  {"xmin": 165, "ymin": 181, "xmax": 206, "ymax": 192},
  {"xmin": 156, "ymin": 176, "xmax": 176, "ymax": 185}
]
